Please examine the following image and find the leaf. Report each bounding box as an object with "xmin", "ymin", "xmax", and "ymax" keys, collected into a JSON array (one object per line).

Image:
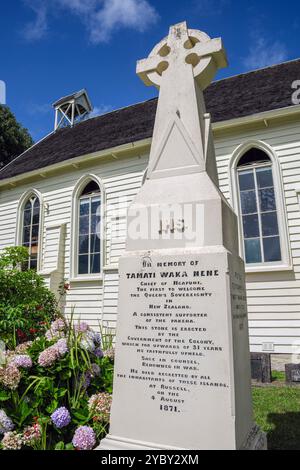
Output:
[
  {"xmin": 55, "ymin": 441, "xmax": 65, "ymax": 451},
  {"xmin": 65, "ymin": 443, "xmax": 74, "ymax": 451},
  {"xmin": 0, "ymin": 391, "xmax": 10, "ymax": 401}
]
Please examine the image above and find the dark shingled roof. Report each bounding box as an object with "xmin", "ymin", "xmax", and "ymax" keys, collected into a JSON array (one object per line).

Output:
[{"xmin": 1, "ymin": 58, "xmax": 300, "ymax": 182}]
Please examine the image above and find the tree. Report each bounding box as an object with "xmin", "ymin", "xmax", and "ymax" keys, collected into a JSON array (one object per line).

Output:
[{"xmin": 0, "ymin": 104, "xmax": 33, "ymax": 168}]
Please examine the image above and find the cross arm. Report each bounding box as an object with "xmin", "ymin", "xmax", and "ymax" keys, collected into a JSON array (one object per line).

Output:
[
  {"xmin": 192, "ymin": 38, "xmax": 227, "ymax": 69},
  {"xmin": 137, "ymin": 55, "xmax": 168, "ymax": 86}
]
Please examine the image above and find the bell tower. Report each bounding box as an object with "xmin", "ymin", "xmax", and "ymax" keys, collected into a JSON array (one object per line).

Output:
[{"xmin": 53, "ymin": 89, "xmax": 93, "ymax": 131}]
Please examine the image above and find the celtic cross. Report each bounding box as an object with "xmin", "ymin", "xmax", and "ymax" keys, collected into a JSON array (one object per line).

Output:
[{"xmin": 136, "ymin": 22, "xmax": 227, "ymax": 180}]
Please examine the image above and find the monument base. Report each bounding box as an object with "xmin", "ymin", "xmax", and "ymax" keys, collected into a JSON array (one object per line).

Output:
[
  {"xmin": 240, "ymin": 425, "xmax": 268, "ymax": 450},
  {"xmin": 98, "ymin": 426, "xmax": 267, "ymax": 450}
]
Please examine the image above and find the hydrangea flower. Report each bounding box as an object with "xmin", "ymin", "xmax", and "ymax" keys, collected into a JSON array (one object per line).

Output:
[
  {"xmin": 15, "ymin": 342, "xmax": 33, "ymax": 354},
  {"xmin": 80, "ymin": 337, "xmax": 96, "ymax": 353},
  {"xmin": 54, "ymin": 338, "xmax": 69, "ymax": 357},
  {"xmin": 1, "ymin": 431, "xmax": 23, "ymax": 450},
  {"xmin": 81, "ymin": 371, "xmax": 92, "ymax": 390},
  {"xmin": 51, "ymin": 407, "xmax": 71, "ymax": 429},
  {"xmin": 38, "ymin": 346, "xmax": 59, "ymax": 367},
  {"xmin": 92, "ymin": 332, "xmax": 102, "ymax": 346},
  {"xmin": 45, "ymin": 318, "xmax": 66, "ymax": 341},
  {"xmin": 11, "ymin": 355, "xmax": 32, "ymax": 369},
  {"xmin": 94, "ymin": 347, "xmax": 103, "ymax": 358},
  {"xmin": 90, "ymin": 363, "xmax": 101, "ymax": 377},
  {"xmin": 22, "ymin": 423, "xmax": 42, "ymax": 447},
  {"xmin": 74, "ymin": 321, "xmax": 90, "ymax": 333},
  {"xmin": 88, "ymin": 393, "xmax": 112, "ymax": 423},
  {"xmin": 0, "ymin": 365, "xmax": 21, "ymax": 390},
  {"xmin": 0, "ymin": 410, "xmax": 14, "ymax": 435},
  {"xmin": 72, "ymin": 426, "xmax": 96, "ymax": 450},
  {"xmin": 104, "ymin": 348, "xmax": 115, "ymax": 361}
]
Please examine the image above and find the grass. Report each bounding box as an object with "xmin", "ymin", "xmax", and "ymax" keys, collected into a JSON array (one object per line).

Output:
[{"xmin": 252, "ymin": 381, "xmax": 300, "ymax": 450}]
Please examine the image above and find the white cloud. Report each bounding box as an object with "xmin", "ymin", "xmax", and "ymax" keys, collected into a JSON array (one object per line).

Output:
[
  {"xmin": 89, "ymin": 104, "xmax": 113, "ymax": 117},
  {"xmin": 23, "ymin": 0, "xmax": 48, "ymax": 41},
  {"xmin": 243, "ymin": 36, "xmax": 288, "ymax": 70},
  {"xmin": 26, "ymin": 102, "xmax": 51, "ymax": 115},
  {"xmin": 23, "ymin": 0, "xmax": 159, "ymax": 43},
  {"xmin": 193, "ymin": 0, "xmax": 230, "ymax": 16}
]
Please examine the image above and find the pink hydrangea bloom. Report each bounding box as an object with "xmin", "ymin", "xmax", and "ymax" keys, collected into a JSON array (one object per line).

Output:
[
  {"xmin": 38, "ymin": 346, "xmax": 59, "ymax": 367},
  {"xmin": 72, "ymin": 426, "xmax": 96, "ymax": 450}
]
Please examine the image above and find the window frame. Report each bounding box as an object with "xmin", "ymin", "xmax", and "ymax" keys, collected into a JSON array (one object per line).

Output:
[
  {"xmin": 229, "ymin": 141, "xmax": 291, "ymax": 273},
  {"xmin": 16, "ymin": 189, "xmax": 43, "ymax": 272},
  {"xmin": 71, "ymin": 175, "xmax": 105, "ymax": 281}
]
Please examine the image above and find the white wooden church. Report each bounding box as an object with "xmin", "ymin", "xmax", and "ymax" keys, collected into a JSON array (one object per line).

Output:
[{"xmin": 0, "ymin": 57, "xmax": 300, "ymax": 355}]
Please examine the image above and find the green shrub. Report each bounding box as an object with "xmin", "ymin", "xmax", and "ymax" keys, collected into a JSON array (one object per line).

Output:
[
  {"xmin": 0, "ymin": 247, "xmax": 58, "ymax": 348},
  {"xmin": 0, "ymin": 317, "xmax": 114, "ymax": 450}
]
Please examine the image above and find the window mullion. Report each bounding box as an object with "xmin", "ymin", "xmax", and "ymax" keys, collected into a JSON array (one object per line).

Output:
[
  {"xmin": 253, "ymin": 169, "xmax": 264, "ymax": 263},
  {"xmin": 88, "ymin": 196, "xmax": 91, "ymax": 274},
  {"xmin": 29, "ymin": 198, "xmax": 34, "ymax": 269}
]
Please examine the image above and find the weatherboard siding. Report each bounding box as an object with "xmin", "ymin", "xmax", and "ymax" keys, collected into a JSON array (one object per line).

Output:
[
  {"xmin": 215, "ymin": 118, "xmax": 300, "ymax": 353},
  {"xmin": 0, "ymin": 153, "xmax": 148, "ymax": 330},
  {"xmin": 0, "ymin": 119, "xmax": 300, "ymax": 352}
]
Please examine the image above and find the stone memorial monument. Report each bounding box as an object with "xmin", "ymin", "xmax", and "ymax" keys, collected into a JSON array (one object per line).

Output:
[{"xmin": 99, "ymin": 22, "xmax": 267, "ymax": 450}]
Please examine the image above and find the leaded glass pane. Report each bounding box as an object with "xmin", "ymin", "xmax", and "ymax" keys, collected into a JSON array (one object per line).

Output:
[
  {"xmin": 244, "ymin": 239, "xmax": 262, "ymax": 264},
  {"xmin": 91, "ymin": 215, "xmax": 101, "ymax": 234},
  {"xmin": 242, "ymin": 214, "xmax": 260, "ymax": 239},
  {"xmin": 256, "ymin": 167, "xmax": 273, "ymax": 188},
  {"xmin": 91, "ymin": 197, "xmax": 100, "ymax": 214},
  {"xmin": 90, "ymin": 253, "xmax": 100, "ymax": 274},
  {"xmin": 23, "ymin": 209, "xmax": 31, "ymax": 226},
  {"xmin": 79, "ymin": 216, "xmax": 89, "ymax": 235},
  {"xmin": 263, "ymin": 237, "xmax": 281, "ymax": 262},
  {"xmin": 79, "ymin": 235, "xmax": 89, "ymax": 254},
  {"xmin": 78, "ymin": 255, "xmax": 89, "ymax": 274},
  {"xmin": 259, "ymin": 188, "xmax": 276, "ymax": 212},
  {"xmin": 238, "ymin": 171, "xmax": 255, "ymax": 191},
  {"xmin": 261, "ymin": 212, "xmax": 279, "ymax": 237},
  {"xmin": 91, "ymin": 234, "xmax": 100, "ymax": 253},
  {"xmin": 240, "ymin": 190, "xmax": 257, "ymax": 215},
  {"xmin": 80, "ymin": 199, "xmax": 89, "ymax": 216}
]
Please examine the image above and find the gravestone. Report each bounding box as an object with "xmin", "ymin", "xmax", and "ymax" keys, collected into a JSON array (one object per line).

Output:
[
  {"xmin": 251, "ymin": 353, "xmax": 272, "ymax": 383},
  {"xmin": 99, "ymin": 22, "xmax": 267, "ymax": 450},
  {"xmin": 285, "ymin": 363, "xmax": 300, "ymax": 384}
]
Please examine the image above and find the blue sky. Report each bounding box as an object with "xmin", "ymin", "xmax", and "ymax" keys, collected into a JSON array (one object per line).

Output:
[{"xmin": 1, "ymin": 0, "xmax": 299, "ymax": 141}]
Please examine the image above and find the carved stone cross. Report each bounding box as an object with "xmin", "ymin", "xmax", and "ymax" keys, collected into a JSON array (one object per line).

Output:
[{"xmin": 137, "ymin": 22, "xmax": 227, "ymax": 181}]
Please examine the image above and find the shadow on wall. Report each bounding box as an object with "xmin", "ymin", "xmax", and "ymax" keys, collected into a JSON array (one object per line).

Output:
[{"xmin": 267, "ymin": 412, "xmax": 300, "ymax": 450}]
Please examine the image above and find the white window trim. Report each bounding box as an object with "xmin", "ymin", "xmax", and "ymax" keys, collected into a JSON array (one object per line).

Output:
[
  {"xmin": 16, "ymin": 188, "xmax": 44, "ymax": 272},
  {"xmin": 71, "ymin": 174, "xmax": 105, "ymax": 281},
  {"xmin": 229, "ymin": 140, "xmax": 292, "ymax": 273}
]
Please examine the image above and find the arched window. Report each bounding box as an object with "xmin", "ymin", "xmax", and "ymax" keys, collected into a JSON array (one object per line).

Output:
[
  {"xmin": 77, "ymin": 180, "xmax": 101, "ymax": 275},
  {"xmin": 236, "ymin": 148, "xmax": 282, "ymax": 265},
  {"xmin": 22, "ymin": 194, "xmax": 41, "ymax": 270}
]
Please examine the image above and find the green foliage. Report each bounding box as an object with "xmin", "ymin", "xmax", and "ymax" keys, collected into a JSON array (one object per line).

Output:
[
  {"xmin": 0, "ymin": 105, "xmax": 33, "ymax": 168},
  {"xmin": 0, "ymin": 247, "xmax": 58, "ymax": 348},
  {"xmin": 0, "ymin": 319, "xmax": 114, "ymax": 450}
]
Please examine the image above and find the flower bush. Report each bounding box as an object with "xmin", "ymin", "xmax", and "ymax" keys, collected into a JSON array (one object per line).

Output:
[
  {"xmin": 0, "ymin": 247, "xmax": 59, "ymax": 349},
  {"xmin": 0, "ymin": 317, "xmax": 114, "ymax": 450}
]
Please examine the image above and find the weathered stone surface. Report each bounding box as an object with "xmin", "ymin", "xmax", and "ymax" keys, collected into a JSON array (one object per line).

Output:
[
  {"xmin": 251, "ymin": 353, "xmax": 272, "ymax": 383},
  {"xmin": 285, "ymin": 363, "xmax": 300, "ymax": 384}
]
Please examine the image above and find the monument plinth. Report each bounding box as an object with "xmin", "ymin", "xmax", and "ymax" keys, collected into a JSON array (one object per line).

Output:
[{"xmin": 99, "ymin": 22, "xmax": 267, "ymax": 450}]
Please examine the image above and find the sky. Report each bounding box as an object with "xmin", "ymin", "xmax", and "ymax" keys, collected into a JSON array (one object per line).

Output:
[{"xmin": 0, "ymin": 0, "xmax": 299, "ymax": 142}]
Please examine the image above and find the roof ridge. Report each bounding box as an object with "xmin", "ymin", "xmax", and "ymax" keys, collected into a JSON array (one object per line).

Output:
[{"xmin": 213, "ymin": 57, "xmax": 300, "ymax": 84}]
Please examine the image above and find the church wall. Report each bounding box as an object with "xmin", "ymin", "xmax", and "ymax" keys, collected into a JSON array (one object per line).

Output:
[
  {"xmin": 214, "ymin": 118, "xmax": 300, "ymax": 353},
  {"xmin": 0, "ymin": 153, "xmax": 148, "ymax": 331}
]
